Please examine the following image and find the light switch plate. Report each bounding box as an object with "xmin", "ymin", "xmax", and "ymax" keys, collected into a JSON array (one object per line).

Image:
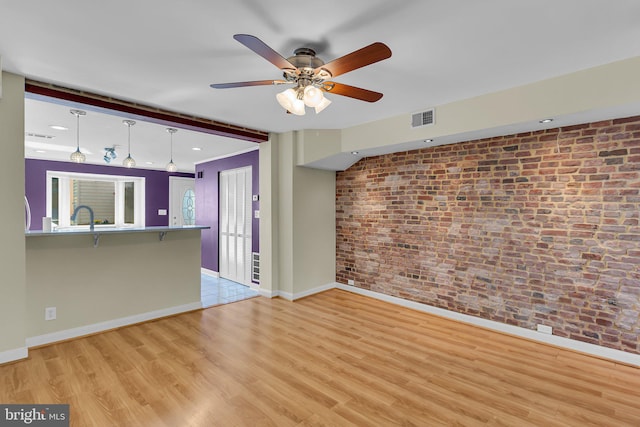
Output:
[
  {"xmin": 158, "ymin": 209, "xmax": 167, "ymax": 216},
  {"xmin": 254, "ymin": 210, "xmax": 260, "ymax": 219}
]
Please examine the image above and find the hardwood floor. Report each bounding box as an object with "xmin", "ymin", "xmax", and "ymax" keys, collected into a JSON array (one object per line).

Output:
[{"xmin": 1, "ymin": 289, "xmax": 639, "ymax": 426}]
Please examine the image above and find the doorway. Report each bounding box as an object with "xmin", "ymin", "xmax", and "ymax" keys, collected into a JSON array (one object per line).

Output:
[
  {"xmin": 169, "ymin": 176, "xmax": 195, "ymax": 226},
  {"xmin": 219, "ymin": 166, "xmax": 252, "ymax": 285}
]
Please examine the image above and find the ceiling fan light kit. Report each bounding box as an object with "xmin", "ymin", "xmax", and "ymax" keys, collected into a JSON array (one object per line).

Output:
[{"xmin": 211, "ymin": 34, "xmax": 391, "ymax": 115}]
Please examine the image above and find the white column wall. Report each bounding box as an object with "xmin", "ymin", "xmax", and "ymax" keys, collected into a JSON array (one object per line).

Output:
[
  {"xmin": 0, "ymin": 72, "xmax": 27, "ymax": 362},
  {"xmin": 260, "ymin": 132, "xmax": 336, "ymax": 300}
]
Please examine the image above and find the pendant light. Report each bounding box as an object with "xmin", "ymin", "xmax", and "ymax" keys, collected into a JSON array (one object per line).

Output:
[
  {"xmin": 69, "ymin": 109, "xmax": 87, "ymax": 163},
  {"xmin": 122, "ymin": 120, "xmax": 136, "ymax": 168},
  {"xmin": 166, "ymin": 128, "xmax": 178, "ymax": 172}
]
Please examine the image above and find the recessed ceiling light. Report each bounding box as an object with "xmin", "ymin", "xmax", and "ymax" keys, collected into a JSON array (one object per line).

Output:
[
  {"xmin": 145, "ymin": 161, "xmax": 154, "ymax": 165},
  {"xmin": 35, "ymin": 150, "xmax": 47, "ymax": 153},
  {"xmin": 539, "ymin": 118, "xmax": 554, "ymax": 123},
  {"xmin": 192, "ymin": 147, "xmax": 202, "ymax": 151},
  {"xmin": 49, "ymin": 125, "xmax": 68, "ymax": 131},
  {"xmin": 351, "ymin": 151, "xmax": 359, "ymax": 155},
  {"xmin": 424, "ymin": 139, "xmax": 434, "ymax": 143}
]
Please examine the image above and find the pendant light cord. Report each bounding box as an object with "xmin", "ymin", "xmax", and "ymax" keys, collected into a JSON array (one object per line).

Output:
[
  {"xmin": 170, "ymin": 131, "xmax": 174, "ymax": 162},
  {"xmin": 76, "ymin": 113, "xmax": 80, "ymax": 150}
]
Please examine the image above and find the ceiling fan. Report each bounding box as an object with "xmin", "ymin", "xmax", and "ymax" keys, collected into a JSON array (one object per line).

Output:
[{"xmin": 210, "ymin": 34, "xmax": 392, "ymax": 115}]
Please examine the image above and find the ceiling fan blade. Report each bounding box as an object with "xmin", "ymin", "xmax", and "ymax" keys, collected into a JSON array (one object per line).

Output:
[
  {"xmin": 322, "ymin": 82, "xmax": 383, "ymax": 102},
  {"xmin": 315, "ymin": 42, "xmax": 391, "ymax": 78},
  {"xmin": 210, "ymin": 80, "xmax": 288, "ymax": 89},
  {"xmin": 233, "ymin": 34, "xmax": 296, "ymax": 70}
]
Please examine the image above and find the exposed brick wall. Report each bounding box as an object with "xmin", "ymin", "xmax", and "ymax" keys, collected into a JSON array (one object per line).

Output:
[{"xmin": 336, "ymin": 116, "xmax": 640, "ymax": 355}]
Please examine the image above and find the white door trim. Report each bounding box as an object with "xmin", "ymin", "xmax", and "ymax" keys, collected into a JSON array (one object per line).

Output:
[{"xmin": 169, "ymin": 176, "xmax": 195, "ymax": 226}]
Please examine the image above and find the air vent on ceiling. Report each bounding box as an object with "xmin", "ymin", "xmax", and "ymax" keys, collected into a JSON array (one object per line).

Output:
[
  {"xmin": 411, "ymin": 108, "xmax": 435, "ymax": 128},
  {"xmin": 26, "ymin": 132, "xmax": 55, "ymax": 139}
]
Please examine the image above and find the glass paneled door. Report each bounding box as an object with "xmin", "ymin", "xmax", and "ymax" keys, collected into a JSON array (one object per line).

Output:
[
  {"xmin": 219, "ymin": 166, "xmax": 252, "ymax": 285},
  {"xmin": 169, "ymin": 177, "xmax": 195, "ymax": 226}
]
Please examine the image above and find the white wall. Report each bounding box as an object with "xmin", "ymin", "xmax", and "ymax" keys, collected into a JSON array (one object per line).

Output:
[
  {"xmin": 0, "ymin": 72, "xmax": 27, "ymax": 362},
  {"xmin": 260, "ymin": 132, "xmax": 336, "ymax": 299},
  {"xmin": 292, "ymin": 132, "xmax": 336, "ymax": 294},
  {"xmin": 258, "ymin": 138, "xmax": 279, "ymax": 296}
]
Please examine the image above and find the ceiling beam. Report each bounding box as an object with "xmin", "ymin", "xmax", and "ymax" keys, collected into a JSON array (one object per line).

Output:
[{"xmin": 25, "ymin": 80, "xmax": 269, "ymax": 143}]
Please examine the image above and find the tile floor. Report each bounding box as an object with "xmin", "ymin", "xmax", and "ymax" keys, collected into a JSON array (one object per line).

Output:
[{"xmin": 201, "ymin": 274, "xmax": 259, "ymax": 307}]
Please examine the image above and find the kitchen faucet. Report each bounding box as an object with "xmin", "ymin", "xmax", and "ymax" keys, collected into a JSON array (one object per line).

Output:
[{"xmin": 71, "ymin": 205, "xmax": 95, "ymax": 231}]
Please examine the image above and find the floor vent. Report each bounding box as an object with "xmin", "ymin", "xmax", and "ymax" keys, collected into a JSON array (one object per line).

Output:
[
  {"xmin": 251, "ymin": 252, "xmax": 260, "ymax": 283},
  {"xmin": 411, "ymin": 108, "xmax": 435, "ymax": 128}
]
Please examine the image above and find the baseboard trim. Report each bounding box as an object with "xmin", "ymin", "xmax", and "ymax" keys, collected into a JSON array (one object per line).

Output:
[
  {"xmin": 26, "ymin": 301, "xmax": 202, "ymax": 348},
  {"xmin": 335, "ymin": 283, "xmax": 640, "ymax": 367},
  {"xmin": 258, "ymin": 288, "xmax": 278, "ymax": 298},
  {"xmin": 278, "ymin": 291, "xmax": 294, "ymax": 301},
  {"xmin": 292, "ymin": 283, "xmax": 337, "ymax": 301},
  {"xmin": 0, "ymin": 346, "xmax": 28, "ymax": 365},
  {"xmin": 271, "ymin": 283, "xmax": 337, "ymax": 301},
  {"xmin": 201, "ymin": 268, "xmax": 219, "ymax": 278}
]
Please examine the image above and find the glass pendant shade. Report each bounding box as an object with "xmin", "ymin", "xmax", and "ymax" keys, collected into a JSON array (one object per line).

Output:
[
  {"xmin": 276, "ymin": 88, "xmax": 306, "ymax": 115},
  {"xmin": 69, "ymin": 109, "xmax": 87, "ymax": 163},
  {"xmin": 314, "ymin": 96, "xmax": 332, "ymax": 114},
  {"xmin": 166, "ymin": 161, "xmax": 178, "ymax": 172},
  {"xmin": 70, "ymin": 148, "xmax": 86, "ymax": 163},
  {"xmin": 123, "ymin": 155, "xmax": 136, "ymax": 168},
  {"xmin": 122, "ymin": 120, "xmax": 136, "ymax": 168},
  {"xmin": 303, "ymin": 85, "xmax": 324, "ymax": 107},
  {"xmin": 290, "ymin": 98, "xmax": 306, "ymax": 116},
  {"xmin": 276, "ymin": 88, "xmax": 297, "ymax": 112}
]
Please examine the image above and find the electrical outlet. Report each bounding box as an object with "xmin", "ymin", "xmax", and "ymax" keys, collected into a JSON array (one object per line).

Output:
[
  {"xmin": 537, "ymin": 324, "xmax": 552, "ymax": 335},
  {"xmin": 347, "ymin": 279, "xmax": 355, "ymax": 286},
  {"xmin": 45, "ymin": 307, "xmax": 57, "ymax": 321}
]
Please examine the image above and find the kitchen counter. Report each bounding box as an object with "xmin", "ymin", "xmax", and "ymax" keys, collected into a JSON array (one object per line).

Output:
[
  {"xmin": 26, "ymin": 225, "xmax": 209, "ymax": 236},
  {"xmin": 25, "ymin": 225, "xmax": 207, "ymax": 346},
  {"xmin": 26, "ymin": 225, "xmax": 209, "ymax": 246}
]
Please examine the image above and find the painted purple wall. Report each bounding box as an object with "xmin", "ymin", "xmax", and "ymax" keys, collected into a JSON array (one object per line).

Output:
[
  {"xmin": 195, "ymin": 150, "xmax": 259, "ymax": 273},
  {"xmin": 25, "ymin": 158, "xmax": 194, "ymax": 229}
]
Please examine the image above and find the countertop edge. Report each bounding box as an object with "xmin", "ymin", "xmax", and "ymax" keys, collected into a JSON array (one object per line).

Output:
[{"xmin": 25, "ymin": 226, "xmax": 210, "ymax": 237}]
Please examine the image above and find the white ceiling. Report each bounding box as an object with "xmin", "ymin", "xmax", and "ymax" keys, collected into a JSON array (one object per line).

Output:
[
  {"xmin": 2, "ymin": 0, "xmax": 640, "ymax": 171},
  {"xmin": 22, "ymin": 97, "xmax": 259, "ymax": 172}
]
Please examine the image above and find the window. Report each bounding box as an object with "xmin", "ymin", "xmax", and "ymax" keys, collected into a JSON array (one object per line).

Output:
[
  {"xmin": 182, "ymin": 188, "xmax": 196, "ymax": 226},
  {"xmin": 46, "ymin": 171, "xmax": 145, "ymax": 229}
]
